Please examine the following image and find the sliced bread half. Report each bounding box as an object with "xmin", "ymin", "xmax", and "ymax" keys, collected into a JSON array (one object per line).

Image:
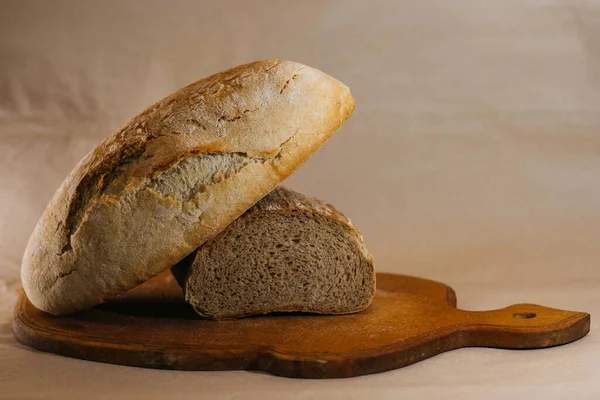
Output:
[{"xmin": 174, "ymin": 186, "xmax": 375, "ymax": 319}]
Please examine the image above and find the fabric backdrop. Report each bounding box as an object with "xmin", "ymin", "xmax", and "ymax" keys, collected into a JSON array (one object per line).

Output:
[{"xmin": 1, "ymin": 1, "xmax": 599, "ymax": 398}]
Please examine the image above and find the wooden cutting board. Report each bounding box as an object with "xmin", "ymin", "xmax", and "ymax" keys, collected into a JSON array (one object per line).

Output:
[{"xmin": 13, "ymin": 272, "xmax": 590, "ymax": 379}]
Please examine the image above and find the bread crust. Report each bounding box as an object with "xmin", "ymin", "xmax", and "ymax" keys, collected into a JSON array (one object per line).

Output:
[{"xmin": 21, "ymin": 60, "xmax": 354, "ymax": 315}]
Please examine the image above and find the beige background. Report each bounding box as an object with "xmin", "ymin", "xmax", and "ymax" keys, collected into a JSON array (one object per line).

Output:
[{"xmin": 1, "ymin": 0, "xmax": 599, "ymax": 398}]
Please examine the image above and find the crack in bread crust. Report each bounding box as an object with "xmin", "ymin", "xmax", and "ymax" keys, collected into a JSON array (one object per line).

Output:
[
  {"xmin": 61, "ymin": 127, "xmax": 301, "ymax": 255},
  {"xmin": 60, "ymin": 140, "xmax": 148, "ymax": 255}
]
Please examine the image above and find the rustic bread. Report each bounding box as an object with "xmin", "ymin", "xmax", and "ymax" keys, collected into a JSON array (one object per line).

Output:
[
  {"xmin": 21, "ymin": 60, "xmax": 355, "ymax": 315},
  {"xmin": 173, "ymin": 186, "xmax": 375, "ymax": 320}
]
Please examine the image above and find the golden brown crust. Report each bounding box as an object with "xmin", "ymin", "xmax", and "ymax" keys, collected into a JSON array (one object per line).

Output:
[{"xmin": 21, "ymin": 60, "xmax": 354, "ymax": 315}]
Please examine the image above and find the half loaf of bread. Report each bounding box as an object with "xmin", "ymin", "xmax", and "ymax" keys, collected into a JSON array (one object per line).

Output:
[
  {"xmin": 174, "ymin": 186, "xmax": 375, "ymax": 320},
  {"xmin": 22, "ymin": 60, "xmax": 355, "ymax": 315}
]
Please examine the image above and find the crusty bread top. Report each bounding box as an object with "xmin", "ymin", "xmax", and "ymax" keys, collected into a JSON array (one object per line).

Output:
[
  {"xmin": 21, "ymin": 60, "xmax": 355, "ymax": 315},
  {"xmin": 251, "ymin": 185, "xmax": 353, "ymax": 226}
]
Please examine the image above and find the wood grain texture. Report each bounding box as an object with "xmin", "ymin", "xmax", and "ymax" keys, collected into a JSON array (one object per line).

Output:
[{"xmin": 13, "ymin": 272, "xmax": 590, "ymax": 379}]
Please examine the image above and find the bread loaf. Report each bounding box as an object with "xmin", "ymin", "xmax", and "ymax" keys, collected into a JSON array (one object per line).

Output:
[
  {"xmin": 21, "ymin": 60, "xmax": 355, "ymax": 315},
  {"xmin": 173, "ymin": 186, "xmax": 375, "ymax": 320}
]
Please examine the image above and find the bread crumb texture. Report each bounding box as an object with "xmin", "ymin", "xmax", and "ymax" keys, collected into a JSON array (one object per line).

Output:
[{"xmin": 182, "ymin": 187, "xmax": 375, "ymax": 319}]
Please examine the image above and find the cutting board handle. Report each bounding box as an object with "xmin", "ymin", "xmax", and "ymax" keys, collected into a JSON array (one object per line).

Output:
[{"xmin": 452, "ymin": 303, "xmax": 590, "ymax": 349}]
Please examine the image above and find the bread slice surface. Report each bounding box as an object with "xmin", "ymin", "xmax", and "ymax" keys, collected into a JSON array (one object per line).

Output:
[{"xmin": 176, "ymin": 186, "xmax": 375, "ymax": 320}]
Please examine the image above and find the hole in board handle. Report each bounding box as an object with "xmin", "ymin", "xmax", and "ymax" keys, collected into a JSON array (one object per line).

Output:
[{"xmin": 513, "ymin": 312, "xmax": 536, "ymax": 319}]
